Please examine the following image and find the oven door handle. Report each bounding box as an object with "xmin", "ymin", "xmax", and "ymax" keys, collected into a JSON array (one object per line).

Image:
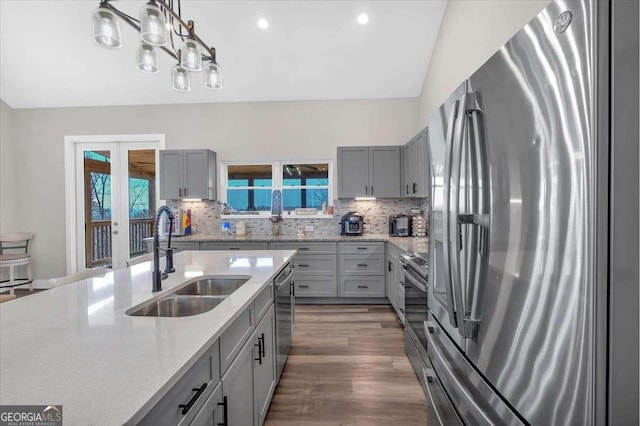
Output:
[{"xmin": 403, "ymin": 268, "xmax": 428, "ymax": 293}]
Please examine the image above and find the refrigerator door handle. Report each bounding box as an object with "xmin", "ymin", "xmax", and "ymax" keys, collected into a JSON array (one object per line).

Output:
[
  {"xmin": 443, "ymin": 99, "xmax": 461, "ymax": 328},
  {"xmin": 450, "ymin": 93, "xmax": 468, "ymax": 335}
]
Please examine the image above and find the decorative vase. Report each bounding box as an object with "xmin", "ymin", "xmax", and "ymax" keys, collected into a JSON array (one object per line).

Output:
[{"xmin": 272, "ymin": 222, "xmax": 281, "ymax": 236}]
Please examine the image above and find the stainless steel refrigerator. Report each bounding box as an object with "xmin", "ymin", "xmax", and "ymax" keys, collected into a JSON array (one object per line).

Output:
[{"xmin": 425, "ymin": 0, "xmax": 638, "ymax": 424}]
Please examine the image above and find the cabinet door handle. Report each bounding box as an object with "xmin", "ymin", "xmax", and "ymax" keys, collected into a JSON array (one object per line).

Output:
[
  {"xmin": 357, "ymin": 285, "xmax": 369, "ymax": 288},
  {"xmin": 184, "ymin": 187, "xmax": 188, "ymax": 196},
  {"xmin": 371, "ymin": 185, "xmax": 374, "ymax": 195},
  {"xmin": 406, "ymin": 184, "xmax": 409, "ymax": 195},
  {"xmin": 178, "ymin": 383, "xmax": 208, "ymax": 415},
  {"xmin": 254, "ymin": 336, "xmax": 263, "ymax": 365},
  {"xmin": 412, "ymin": 183, "xmax": 417, "ymax": 194},
  {"xmin": 365, "ymin": 185, "xmax": 368, "ymax": 195},
  {"xmin": 299, "ymin": 285, "xmax": 309, "ymax": 288},
  {"xmin": 356, "ymin": 263, "xmax": 368, "ymax": 267},
  {"xmin": 179, "ymin": 188, "xmax": 182, "ymax": 197},
  {"xmin": 298, "ymin": 247, "xmax": 309, "ymax": 251},
  {"xmin": 388, "ymin": 261, "xmax": 392, "ymax": 272},
  {"xmin": 357, "ymin": 247, "xmax": 368, "ymax": 250},
  {"xmin": 217, "ymin": 396, "xmax": 228, "ymax": 426},
  {"xmin": 259, "ymin": 333, "xmax": 265, "ymax": 357},
  {"xmin": 297, "ymin": 264, "xmax": 309, "ymax": 267}
]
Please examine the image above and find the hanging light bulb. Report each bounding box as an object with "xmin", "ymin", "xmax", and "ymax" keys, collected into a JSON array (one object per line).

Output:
[
  {"xmin": 181, "ymin": 38, "xmax": 202, "ymax": 72},
  {"xmin": 92, "ymin": 5, "xmax": 122, "ymax": 48},
  {"xmin": 204, "ymin": 49, "xmax": 223, "ymax": 89},
  {"xmin": 171, "ymin": 63, "xmax": 191, "ymax": 92},
  {"xmin": 139, "ymin": 1, "xmax": 168, "ymax": 46},
  {"xmin": 136, "ymin": 42, "xmax": 159, "ymax": 74}
]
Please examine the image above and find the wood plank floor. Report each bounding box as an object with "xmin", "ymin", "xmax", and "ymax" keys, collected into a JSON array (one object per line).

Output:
[{"xmin": 264, "ymin": 305, "xmax": 427, "ymax": 426}]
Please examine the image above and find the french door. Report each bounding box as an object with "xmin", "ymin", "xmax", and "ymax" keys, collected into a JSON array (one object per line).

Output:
[{"xmin": 75, "ymin": 142, "xmax": 161, "ymax": 270}]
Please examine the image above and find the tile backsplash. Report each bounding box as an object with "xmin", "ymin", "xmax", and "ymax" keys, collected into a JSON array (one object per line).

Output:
[{"xmin": 170, "ymin": 198, "xmax": 429, "ymax": 236}]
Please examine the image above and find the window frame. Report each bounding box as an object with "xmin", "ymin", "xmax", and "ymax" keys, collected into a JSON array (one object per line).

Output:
[{"xmin": 220, "ymin": 160, "xmax": 333, "ymax": 219}]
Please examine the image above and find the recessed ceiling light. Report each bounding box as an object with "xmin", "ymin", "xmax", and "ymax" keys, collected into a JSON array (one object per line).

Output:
[
  {"xmin": 257, "ymin": 18, "xmax": 269, "ymax": 30},
  {"xmin": 357, "ymin": 13, "xmax": 369, "ymax": 25}
]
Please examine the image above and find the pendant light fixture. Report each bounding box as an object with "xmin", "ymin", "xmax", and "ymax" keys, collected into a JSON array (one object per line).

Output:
[
  {"xmin": 204, "ymin": 49, "xmax": 223, "ymax": 89},
  {"xmin": 92, "ymin": 5, "xmax": 122, "ymax": 48},
  {"xmin": 91, "ymin": 0, "xmax": 223, "ymax": 92},
  {"xmin": 136, "ymin": 42, "xmax": 159, "ymax": 74}
]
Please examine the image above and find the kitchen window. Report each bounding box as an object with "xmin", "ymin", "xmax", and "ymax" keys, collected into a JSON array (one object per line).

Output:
[{"xmin": 221, "ymin": 161, "xmax": 332, "ymax": 218}]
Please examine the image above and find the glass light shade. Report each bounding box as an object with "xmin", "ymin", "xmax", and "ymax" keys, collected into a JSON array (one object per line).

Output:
[
  {"xmin": 171, "ymin": 65, "xmax": 191, "ymax": 92},
  {"xmin": 139, "ymin": 2, "xmax": 168, "ymax": 46},
  {"xmin": 181, "ymin": 39, "xmax": 203, "ymax": 72},
  {"xmin": 204, "ymin": 61, "xmax": 223, "ymax": 89},
  {"xmin": 92, "ymin": 7, "xmax": 122, "ymax": 48},
  {"xmin": 136, "ymin": 42, "xmax": 159, "ymax": 74}
]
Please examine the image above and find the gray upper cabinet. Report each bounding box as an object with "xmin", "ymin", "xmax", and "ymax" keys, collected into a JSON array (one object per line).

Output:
[
  {"xmin": 160, "ymin": 149, "xmax": 217, "ymax": 200},
  {"xmin": 402, "ymin": 128, "xmax": 429, "ymax": 198},
  {"xmin": 369, "ymin": 146, "xmax": 401, "ymax": 198},
  {"xmin": 337, "ymin": 147, "xmax": 370, "ymax": 198},
  {"xmin": 337, "ymin": 146, "xmax": 401, "ymax": 198}
]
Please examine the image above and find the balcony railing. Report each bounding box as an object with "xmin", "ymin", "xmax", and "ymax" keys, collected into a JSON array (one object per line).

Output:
[{"xmin": 86, "ymin": 218, "xmax": 154, "ymax": 268}]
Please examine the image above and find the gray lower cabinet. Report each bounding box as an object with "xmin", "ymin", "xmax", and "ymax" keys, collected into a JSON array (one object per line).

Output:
[
  {"xmin": 189, "ymin": 382, "xmax": 224, "ymax": 426},
  {"xmin": 139, "ymin": 341, "xmax": 220, "ymax": 426},
  {"xmin": 253, "ymin": 306, "xmax": 276, "ymax": 426},
  {"xmin": 220, "ymin": 305, "xmax": 255, "ymax": 373},
  {"xmin": 386, "ymin": 243, "xmax": 405, "ymax": 322},
  {"xmin": 201, "ymin": 242, "xmax": 269, "ymax": 250},
  {"xmin": 221, "ymin": 338, "xmax": 255, "ymax": 426},
  {"xmin": 338, "ymin": 242, "xmax": 385, "ymax": 298},
  {"xmin": 222, "ymin": 305, "xmax": 276, "ymax": 426},
  {"xmin": 270, "ymin": 242, "xmax": 338, "ymax": 299},
  {"xmin": 386, "ymin": 256, "xmax": 398, "ymax": 309}
]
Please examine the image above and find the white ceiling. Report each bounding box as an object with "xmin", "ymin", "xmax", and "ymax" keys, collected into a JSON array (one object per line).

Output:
[{"xmin": 0, "ymin": 0, "xmax": 447, "ymax": 109}]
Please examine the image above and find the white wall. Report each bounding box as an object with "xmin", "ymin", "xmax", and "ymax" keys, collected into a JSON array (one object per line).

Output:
[
  {"xmin": 7, "ymin": 98, "xmax": 418, "ymax": 280},
  {"xmin": 0, "ymin": 99, "xmax": 15, "ymax": 233},
  {"xmin": 418, "ymin": 0, "xmax": 550, "ymax": 126}
]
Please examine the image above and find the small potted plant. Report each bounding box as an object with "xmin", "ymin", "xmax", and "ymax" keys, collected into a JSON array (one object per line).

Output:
[{"xmin": 270, "ymin": 215, "xmax": 283, "ymax": 236}]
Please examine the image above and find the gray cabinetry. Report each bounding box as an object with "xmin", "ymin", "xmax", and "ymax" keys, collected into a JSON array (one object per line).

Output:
[
  {"xmin": 338, "ymin": 242, "xmax": 385, "ymax": 298},
  {"xmin": 337, "ymin": 146, "xmax": 401, "ymax": 198},
  {"xmin": 253, "ymin": 306, "xmax": 276, "ymax": 426},
  {"xmin": 189, "ymin": 382, "xmax": 224, "ymax": 426},
  {"xmin": 270, "ymin": 242, "xmax": 338, "ymax": 299},
  {"xmin": 386, "ymin": 243, "xmax": 405, "ymax": 323},
  {"xmin": 160, "ymin": 149, "xmax": 217, "ymax": 200},
  {"xmin": 201, "ymin": 242, "xmax": 269, "ymax": 251},
  {"xmin": 402, "ymin": 128, "xmax": 429, "ymax": 198},
  {"xmin": 221, "ymin": 338, "xmax": 254, "ymax": 426},
  {"xmin": 140, "ymin": 341, "xmax": 220, "ymax": 426},
  {"xmin": 220, "ymin": 305, "xmax": 254, "ymax": 373}
]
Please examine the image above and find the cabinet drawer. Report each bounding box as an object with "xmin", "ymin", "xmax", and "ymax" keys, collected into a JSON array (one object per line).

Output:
[
  {"xmin": 294, "ymin": 277, "xmax": 338, "ymax": 297},
  {"xmin": 340, "ymin": 276, "xmax": 386, "ymax": 297},
  {"xmin": 220, "ymin": 305, "xmax": 254, "ymax": 373},
  {"xmin": 270, "ymin": 241, "xmax": 337, "ymax": 254},
  {"xmin": 189, "ymin": 381, "xmax": 223, "ymax": 426},
  {"xmin": 294, "ymin": 255, "xmax": 337, "ymax": 275},
  {"xmin": 201, "ymin": 242, "xmax": 269, "ymax": 250},
  {"xmin": 339, "ymin": 242, "xmax": 384, "ymax": 255},
  {"xmin": 140, "ymin": 341, "xmax": 219, "ymax": 426},
  {"xmin": 340, "ymin": 255, "xmax": 384, "ymax": 275},
  {"xmin": 254, "ymin": 284, "xmax": 274, "ymax": 323}
]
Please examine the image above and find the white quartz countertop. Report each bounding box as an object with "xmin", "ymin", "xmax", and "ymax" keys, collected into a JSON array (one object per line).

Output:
[{"xmin": 0, "ymin": 250, "xmax": 295, "ymax": 425}]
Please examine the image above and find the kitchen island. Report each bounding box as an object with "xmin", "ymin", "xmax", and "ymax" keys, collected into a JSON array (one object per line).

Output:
[{"xmin": 0, "ymin": 250, "xmax": 295, "ymax": 425}]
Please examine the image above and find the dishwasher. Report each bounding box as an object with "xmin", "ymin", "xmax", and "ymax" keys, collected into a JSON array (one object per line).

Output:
[{"xmin": 275, "ymin": 262, "xmax": 294, "ymax": 383}]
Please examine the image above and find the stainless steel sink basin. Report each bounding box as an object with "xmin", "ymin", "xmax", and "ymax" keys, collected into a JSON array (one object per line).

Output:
[
  {"xmin": 127, "ymin": 296, "xmax": 225, "ymax": 317},
  {"xmin": 174, "ymin": 276, "xmax": 251, "ymax": 296}
]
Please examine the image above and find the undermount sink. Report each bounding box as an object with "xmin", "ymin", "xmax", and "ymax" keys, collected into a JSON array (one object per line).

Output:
[
  {"xmin": 127, "ymin": 296, "xmax": 225, "ymax": 317},
  {"xmin": 174, "ymin": 276, "xmax": 251, "ymax": 296},
  {"xmin": 126, "ymin": 275, "xmax": 252, "ymax": 318}
]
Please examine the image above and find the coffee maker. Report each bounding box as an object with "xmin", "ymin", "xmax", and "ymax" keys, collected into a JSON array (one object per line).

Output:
[
  {"xmin": 389, "ymin": 214, "xmax": 411, "ymax": 237},
  {"xmin": 340, "ymin": 212, "xmax": 364, "ymax": 236}
]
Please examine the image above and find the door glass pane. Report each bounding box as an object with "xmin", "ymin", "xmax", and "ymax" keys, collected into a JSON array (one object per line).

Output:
[
  {"xmin": 84, "ymin": 150, "xmax": 113, "ymax": 268},
  {"xmin": 128, "ymin": 149, "xmax": 156, "ymax": 259}
]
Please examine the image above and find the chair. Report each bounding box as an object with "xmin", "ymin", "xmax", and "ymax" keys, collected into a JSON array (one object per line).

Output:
[
  {"xmin": 49, "ymin": 266, "xmax": 109, "ymax": 287},
  {"xmin": 126, "ymin": 253, "xmax": 153, "ymax": 267},
  {"xmin": 0, "ymin": 232, "xmax": 34, "ymax": 295}
]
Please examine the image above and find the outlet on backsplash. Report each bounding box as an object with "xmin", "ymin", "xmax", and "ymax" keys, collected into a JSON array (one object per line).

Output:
[{"xmin": 304, "ymin": 225, "xmax": 314, "ymax": 233}]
